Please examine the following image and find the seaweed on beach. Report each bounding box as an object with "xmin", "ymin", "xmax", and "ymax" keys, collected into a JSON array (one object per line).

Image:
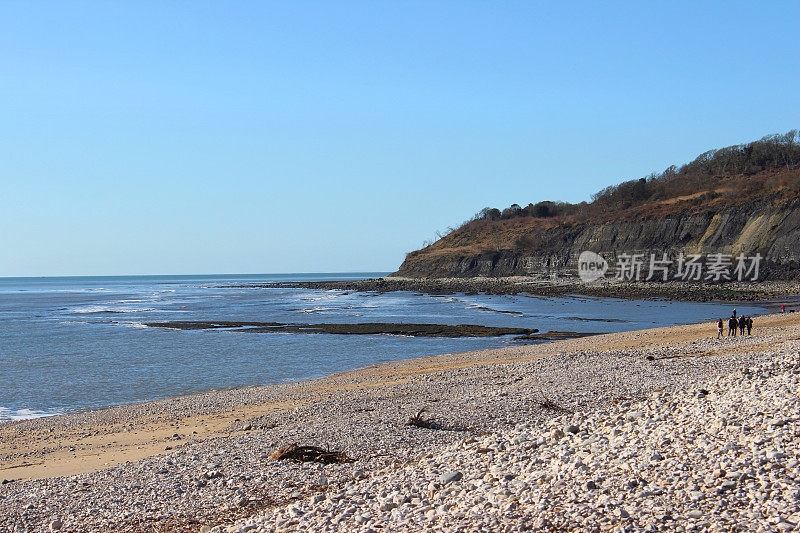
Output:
[{"xmin": 269, "ymin": 443, "xmax": 353, "ymax": 464}]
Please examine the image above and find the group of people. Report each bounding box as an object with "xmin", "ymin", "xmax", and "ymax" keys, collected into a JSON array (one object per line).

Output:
[{"xmin": 717, "ymin": 309, "xmax": 753, "ymax": 338}]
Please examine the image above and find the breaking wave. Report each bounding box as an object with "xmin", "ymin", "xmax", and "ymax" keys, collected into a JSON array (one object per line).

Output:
[
  {"xmin": 71, "ymin": 306, "xmax": 155, "ymax": 315},
  {"xmin": 0, "ymin": 407, "xmax": 61, "ymax": 422},
  {"xmin": 464, "ymin": 303, "xmax": 524, "ymax": 316},
  {"xmin": 295, "ymin": 306, "xmax": 337, "ymax": 314}
]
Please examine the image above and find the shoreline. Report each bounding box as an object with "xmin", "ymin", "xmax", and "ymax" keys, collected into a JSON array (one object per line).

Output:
[
  {"xmin": 224, "ymin": 277, "xmax": 800, "ymax": 302},
  {"xmin": 0, "ymin": 295, "xmax": 774, "ymax": 429},
  {"xmin": 2, "ymin": 311, "xmax": 799, "ymax": 531},
  {"xmin": 0, "ymin": 296, "xmax": 781, "ymax": 432},
  {"xmin": 3, "ymin": 290, "xmax": 776, "ymax": 428}
]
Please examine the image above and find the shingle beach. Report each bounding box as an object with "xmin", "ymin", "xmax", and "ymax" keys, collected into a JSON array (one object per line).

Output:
[{"xmin": 2, "ymin": 312, "xmax": 799, "ymax": 532}]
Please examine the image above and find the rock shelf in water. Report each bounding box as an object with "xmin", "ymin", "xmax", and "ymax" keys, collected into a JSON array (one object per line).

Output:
[{"xmin": 144, "ymin": 320, "xmax": 542, "ymax": 338}]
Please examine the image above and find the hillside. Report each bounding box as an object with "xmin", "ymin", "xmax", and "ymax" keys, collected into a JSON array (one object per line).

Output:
[{"xmin": 395, "ymin": 131, "xmax": 800, "ymax": 280}]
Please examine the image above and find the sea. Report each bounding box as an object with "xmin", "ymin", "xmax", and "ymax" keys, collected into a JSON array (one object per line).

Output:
[{"xmin": 0, "ymin": 273, "xmax": 767, "ymax": 422}]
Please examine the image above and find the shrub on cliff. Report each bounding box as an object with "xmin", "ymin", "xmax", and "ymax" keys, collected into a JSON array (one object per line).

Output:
[{"xmin": 473, "ymin": 129, "xmax": 799, "ymax": 225}]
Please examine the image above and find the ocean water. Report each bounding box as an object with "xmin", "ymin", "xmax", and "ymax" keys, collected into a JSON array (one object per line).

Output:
[{"xmin": 0, "ymin": 274, "xmax": 766, "ymax": 422}]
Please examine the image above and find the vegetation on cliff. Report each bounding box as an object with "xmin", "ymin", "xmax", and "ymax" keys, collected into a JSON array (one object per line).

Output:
[{"xmin": 400, "ymin": 131, "xmax": 800, "ymax": 272}]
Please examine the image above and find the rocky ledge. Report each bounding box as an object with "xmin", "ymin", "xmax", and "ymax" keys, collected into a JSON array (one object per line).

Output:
[
  {"xmin": 144, "ymin": 321, "xmax": 540, "ymax": 338},
  {"xmin": 228, "ymin": 278, "xmax": 800, "ymax": 302}
]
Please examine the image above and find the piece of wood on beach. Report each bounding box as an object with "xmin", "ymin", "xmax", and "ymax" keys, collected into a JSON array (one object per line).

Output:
[{"xmin": 407, "ymin": 407, "xmax": 439, "ymax": 429}]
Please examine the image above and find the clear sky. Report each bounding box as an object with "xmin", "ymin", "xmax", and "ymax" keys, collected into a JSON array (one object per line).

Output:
[{"xmin": 2, "ymin": 1, "xmax": 798, "ymax": 276}]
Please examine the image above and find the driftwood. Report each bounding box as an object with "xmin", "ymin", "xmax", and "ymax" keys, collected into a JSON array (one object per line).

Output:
[
  {"xmin": 269, "ymin": 443, "xmax": 353, "ymax": 464},
  {"xmin": 407, "ymin": 408, "xmax": 439, "ymax": 429},
  {"xmin": 537, "ymin": 394, "xmax": 573, "ymax": 413}
]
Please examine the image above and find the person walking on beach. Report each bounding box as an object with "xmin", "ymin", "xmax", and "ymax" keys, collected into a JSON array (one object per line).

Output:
[
  {"xmin": 747, "ymin": 316, "xmax": 753, "ymax": 335},
  {"xmin": 782, "ymin": 304, "xmax": 786, "ymax": 313},
  {"xmin": 739, "ymin": 315, "xmax": 747, "ymax": 335},
  {"xmin": 729, "ymin": 316, "xmax": 737, "ymax": 336},
  {"xmin": 717, "ymin": 319, "xmax": 724, "ymax": 339}
]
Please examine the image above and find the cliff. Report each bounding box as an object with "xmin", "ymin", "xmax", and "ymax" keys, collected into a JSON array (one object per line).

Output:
[{"xmin": 395, "ymin": 133, "xmax": 800, "ymax": 280}]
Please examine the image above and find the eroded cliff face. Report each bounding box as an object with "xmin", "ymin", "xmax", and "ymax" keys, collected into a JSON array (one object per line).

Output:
[{"xmin": 395, "ymin": 199, "xmax": 800, "ymax": 279}]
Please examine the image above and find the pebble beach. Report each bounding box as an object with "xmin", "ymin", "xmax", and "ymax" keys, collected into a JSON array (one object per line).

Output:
[{"xmin": 2, "ymin": 312, "xmax": 799, "ymax": 532}]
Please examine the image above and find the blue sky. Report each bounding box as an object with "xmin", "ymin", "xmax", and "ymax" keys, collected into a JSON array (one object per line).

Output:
[{"xmin": 2, "ymin": 1, "xmax": 798, "ymax": 276}]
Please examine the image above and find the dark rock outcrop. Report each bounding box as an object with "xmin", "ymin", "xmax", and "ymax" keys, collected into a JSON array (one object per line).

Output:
[
  {"xmin": 395, "ymin": 199, "xmax": 800, "ymax": 280},
  {"xmin": 145, "ymin": 321, "xmax": 539, "ymax": 338}
]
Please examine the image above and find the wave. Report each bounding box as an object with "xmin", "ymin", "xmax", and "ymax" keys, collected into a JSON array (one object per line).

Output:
[
  {"xmin": 0, "ymin": 407, "xmax": 61, "ymax": 422},
  {"xmin": 71, "ymin": 306, "xmax": 155, "ymax": 315},
  {"xmin": 294, "ymin": 303, "xmax": 380, "ymax": 314},
  {"xmin": 464, "ymin": 303, "xmax": 524, "ymax": 316},
  {"xmin": 121, "ymin": 321, "xmax": 149, "ymax": 329},
  {"xmin": 295, "ymin": 306, "xmax": 336, "ymax": 314},
  {"xmin": 1, "ymin": 288, "xmax": 110, "ymax": 295},
  {"xmin": 298, "ymin": 292, "xmax": 341, "ymax": 302}
]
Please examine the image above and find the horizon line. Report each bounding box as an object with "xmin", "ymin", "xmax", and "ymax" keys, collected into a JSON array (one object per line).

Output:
[{"xmin": 0, "ymin": 271, "xmax": 393, "ymax": 280}]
